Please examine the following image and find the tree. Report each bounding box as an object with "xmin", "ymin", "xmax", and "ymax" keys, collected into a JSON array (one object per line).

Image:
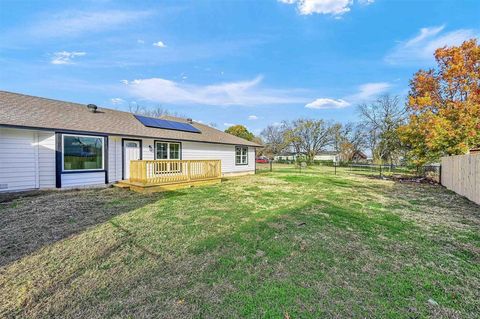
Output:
[
  {"xmin": 224, "ymin": 125, "xmax": 255, "ymax": 141},
  {"xmin": 128, "ymin": 103, "xmax": 180, "ymax": 118},
  {"xmin": 260, "ymin": 124, "xmax": 287, "ymax": 158},
  {"xmin": 399, "ymin": 39, "xmax": 480, "ymax": 164},
  {"xmin": 358, "ymin": 95, "xmax": 406, "ymax": 164},
  {"xmin": 332, "ymin": 122, "xmax": 367, "ymax": 162},
  {"xmin": 283, "ymin": 119, "xmax": 334, "ymax": 163}
]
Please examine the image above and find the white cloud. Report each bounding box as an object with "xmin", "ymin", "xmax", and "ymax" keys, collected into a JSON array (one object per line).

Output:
[
  {"xmin": 348, "ymin": 82, "xmax": 391, "ymax": 101},
  {"xmin": 126, "ymin": 75, "xmax": 306, "ymax": 106},
  {"xmin": 306, "ymin": 82, "xmax": 390, "ymax": 110},
  {"xmin": 385, "ymin": 25, "xmax": 478, "ymax": 64},
  {"xmin": 29, "ymin": 10, "xmax": 151, "ymax": 38},
  {"xmin": 50, "ymin": 51, "xmax": 86, "ymax": 65},
  {"xmin": 248, "ymin": 115, "xmax": 259, "ymax": 120},
  {"xmin": 305, "ymin": 98, "xmax": 350, "ymax": 109},
  {"xmin": 153, "ymin": 41, "xmax": 166, "ymax": 48},
  {"xmin": 120, "ymin": 80, "xmax": 129, "ymax": 85},
  {"xmin": 279, "ymin": 0, "xmax": 355, "ymax": 16},
  {"xmin": 137, "ymin": 39, "xmax": 145, "ymax": 44},
  {"xmin": 110, "ymin": 98, "xmax": 124, "ymax": 104},
  {"xmin": 358, "ymin": 0, "xmax": 374, "ymax": 5},
  {"xmin": 224, "ymin": 122, "xmax": 236, "ymax": 127}
]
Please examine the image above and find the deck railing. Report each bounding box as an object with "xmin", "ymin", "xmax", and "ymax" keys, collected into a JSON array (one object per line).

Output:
[{"xmin": 129, "ymin": 160, "xmax": 222, "ymax": 185}]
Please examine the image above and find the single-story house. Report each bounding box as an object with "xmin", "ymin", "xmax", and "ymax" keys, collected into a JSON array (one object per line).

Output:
[
  {"xmin": 0, "ymin": 91, "xmax": 260, "ymax": 192},
  {"xmin": 273, "ymin": 152, "xmax": 299, "ymax": 161},
  {"xmin": 314, "ymin": 151, "xmax": 340, "ymax": 163}
]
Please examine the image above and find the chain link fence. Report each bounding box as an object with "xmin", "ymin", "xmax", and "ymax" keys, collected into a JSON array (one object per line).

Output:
[{"xmin": 255, "ymin": 161, "xmax": 441, "ymax": 182}]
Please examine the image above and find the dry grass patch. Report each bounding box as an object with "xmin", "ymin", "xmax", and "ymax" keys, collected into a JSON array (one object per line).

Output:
[{"xmin": 1, "ymin": 167, "xmax": 479, "ymax": 318}]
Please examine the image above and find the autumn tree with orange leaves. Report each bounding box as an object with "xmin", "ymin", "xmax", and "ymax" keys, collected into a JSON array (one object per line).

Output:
[{"xmin": 399, "ymin": 39, "xmax": 480, "ymax": 165}]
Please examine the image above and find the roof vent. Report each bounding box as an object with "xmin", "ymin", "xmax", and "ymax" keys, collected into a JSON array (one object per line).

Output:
[
  {"xmin": 87, "ymin": 104, "xmax": 98, "ymax": 113},
  {"xmin": 187, "ymin": 118, "xmax": 193, "ymax": 124}
]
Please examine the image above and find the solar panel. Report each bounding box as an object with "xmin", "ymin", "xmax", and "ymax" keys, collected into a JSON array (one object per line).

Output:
[{"xmin": 134, "ymin": 115, "xmax": 201, "ymax": 133}]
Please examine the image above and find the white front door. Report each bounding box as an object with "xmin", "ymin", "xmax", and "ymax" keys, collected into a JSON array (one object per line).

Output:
[{"xmin": 124, "ymin": 140, "xmax": 141, "ymax": 179}]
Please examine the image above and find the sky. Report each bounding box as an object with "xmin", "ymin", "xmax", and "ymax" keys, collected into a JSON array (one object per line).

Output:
[{"xmin": 0, "ymin": 0, "xmax": 479, "ymax": 135}]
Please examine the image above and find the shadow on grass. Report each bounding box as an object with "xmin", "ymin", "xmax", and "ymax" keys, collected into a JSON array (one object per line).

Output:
[{"xmin": 0, "ymin": 187, "xmax": 185, "ymax": 267}]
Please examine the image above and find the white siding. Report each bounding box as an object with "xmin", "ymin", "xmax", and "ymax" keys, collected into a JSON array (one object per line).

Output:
[
  {"xmin": 182, "ymin": 141, "xmax": 255, "ymax": 174},
  {"xmin": 0, "ymin": 128, "xmax": 55, "ymax": 192},
  {"xmin": 38, "ymin": 132, "xmax": 56, "ymax": 188},
  {"xmin": 108, "ymin": 136, "xmax": 122, "ymax": 182},
  {"xmin": 142, "ymin": 138, "xmax": 155, "ymax": 160},
  {"xmin": 61, "ymin": 172, "xmax": 105, "ymax": 188},
  {"xmin": 0, "ymin": 128, "xmax": 36, "ymax": 191}
]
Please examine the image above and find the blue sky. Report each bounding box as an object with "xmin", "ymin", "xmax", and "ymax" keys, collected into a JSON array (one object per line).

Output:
[{"xmin": 1, "ymin": 0, "xmax": 479, "ymax": 135}]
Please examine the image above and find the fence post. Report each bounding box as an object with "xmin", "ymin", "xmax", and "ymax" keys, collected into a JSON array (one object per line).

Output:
[
  {"xmin": 439, "ymin": 164, "xmax": 442, "ymax": 185},
  {"xmin": 334, "ymin": 162, "xmax": 337, "ymax": 175},
  {"xmin": 270, "ymin": 160, "xmax": 273, "ymax": 172},
  {"xmin": 379, "ymin": 164, "xmax": 382, "ymax": 177}
]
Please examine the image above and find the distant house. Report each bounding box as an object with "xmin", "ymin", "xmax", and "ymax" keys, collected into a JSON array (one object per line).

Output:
[
  {"xmin": 275, "ymin": 150, "xmax": 367, "ymax": 163},
  {"xmin": 0, "ymin": 91, "xmax": 261, "ymax": 192},
  {"xmin": 273, "ymin": 152, "xmax": 299, "ymax": 161},
  {"xmin": 314, "ymin": 151, "xmax": 340, "ymax": 162}
]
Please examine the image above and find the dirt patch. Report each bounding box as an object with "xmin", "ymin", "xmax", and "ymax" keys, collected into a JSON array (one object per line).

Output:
[{"xmin": 0, "ymin": 187, "xmax": 160, "ymax": 267}]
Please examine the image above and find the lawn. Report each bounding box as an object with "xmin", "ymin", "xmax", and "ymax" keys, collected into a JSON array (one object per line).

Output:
[{"xmin": 0, "ymin": 167, "xmax": 479, "ymax": 318}]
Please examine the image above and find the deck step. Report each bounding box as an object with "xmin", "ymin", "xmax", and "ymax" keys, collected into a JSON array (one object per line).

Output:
[
  {"xmin": 114, "ymin": 178, "xmax": 221, "ymax": 193},
  {"xmin": 113, "ymin": 181, "xmax": 132, "ymax": 189}
]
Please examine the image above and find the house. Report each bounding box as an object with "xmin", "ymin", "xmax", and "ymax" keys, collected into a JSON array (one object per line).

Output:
[
  {"xmin": 314, "ymin": 151, "xmax": 340, "ymax": 163},
  {"xmin": 0, "ymin": 91, "xmax": 260, "ymax": 192},
  {"xmin": 273, "ymin": 152, "xmax": 299, "ymax": 161}
]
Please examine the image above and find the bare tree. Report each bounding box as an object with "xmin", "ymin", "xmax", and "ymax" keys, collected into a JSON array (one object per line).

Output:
[
  {"xmin": 332, "ymin": 122, "xmax": 367, "ymax": 161},
  {"xmin": 284, "ymin": 119, "xmax": 335, "ymax": 163},
  {"xmin": 358, "ymin": 95, "xmax": 406, "ymax": 164},
  {"xmin": 261, "ymin": 124, "xmax": 287, "ymax": 158},
  {"xmin": 128, "ymin": 103, "xmax": 181, "ymax": 118}
]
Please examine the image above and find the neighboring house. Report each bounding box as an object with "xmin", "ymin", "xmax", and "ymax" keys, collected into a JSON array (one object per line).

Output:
[
  {"xmin": 273, "ymin": 152, "xmax": 299, "ymax": 161},
  {"xmin": 0, "ymin": 91, "xmax": 260, "ymax": 192},
  {"xmin": 314, "ymin": 151, "xmax": 340, "ymax": 163},
  {"xmin": 275, "ymin": 150, "xmax": 368, "ymax": 163},
  {"xmin": 342, "ymin": 150, "xmax": 368, "ymax": 163}
]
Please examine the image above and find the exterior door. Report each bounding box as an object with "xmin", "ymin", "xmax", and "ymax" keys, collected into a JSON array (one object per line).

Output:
[{"xmin": 124, "ymin": 140, "xmax": 141, "ymax": 179}]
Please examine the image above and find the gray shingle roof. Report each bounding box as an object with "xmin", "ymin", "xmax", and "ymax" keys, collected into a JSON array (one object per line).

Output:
[{"xmin": 0, "ymin": 91, "xmax": 261, "ymax": 147}]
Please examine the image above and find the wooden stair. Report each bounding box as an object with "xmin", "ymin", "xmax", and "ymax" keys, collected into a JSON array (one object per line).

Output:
[{"xmin": 113, "ymin": 178, "xmax": 221, "ymax": 193}]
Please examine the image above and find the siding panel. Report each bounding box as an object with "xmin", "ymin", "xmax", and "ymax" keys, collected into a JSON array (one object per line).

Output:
[
  {"xmin": 38, "ymin": 132, "xmax": 55, "ymax": 188},
  {"xmin": 61, "ymin": 172, "xmax": 106, "ymax": 188},
  {"xmin": 182, "ymin": 141, "xmax": 255, "ymax": 174},
  {"xmin": 0, "ymin": 128, "xmax": 37, "ymax": 191}
]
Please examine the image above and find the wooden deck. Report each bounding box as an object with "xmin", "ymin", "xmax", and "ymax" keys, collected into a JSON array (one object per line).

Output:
[{"xmin": 115, "ymin": 159, "xmax": 222, "ymax": 193}]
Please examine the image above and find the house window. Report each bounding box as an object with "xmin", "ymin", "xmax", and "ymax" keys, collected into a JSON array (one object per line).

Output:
[
  {"xmin": 63, "ymin": 134, "xmax": 104, "ymax": 171},
  {"xmin": 235, "ymin": 146, "xmax": 248, "ymax": 165},
  {"xmin": 169, "ymin": 143, "xmax": 180, "ymax": 159},
  {"xmin": 155, "ymin": 141, "xmax": 181, "ymax": 160}
]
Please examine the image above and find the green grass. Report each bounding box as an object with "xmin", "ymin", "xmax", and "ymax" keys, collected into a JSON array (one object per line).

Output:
[{"xmin": 0, "ymin": 166, "xmax": 479, "ymax": 318}]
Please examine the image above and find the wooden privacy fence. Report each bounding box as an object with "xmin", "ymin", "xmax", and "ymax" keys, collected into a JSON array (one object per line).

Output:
[
  {"xmin": 129, "ymin": 160, "xmax": 222, "ymax": 185},
  {"xmin": 441, "ymin": 154, "xmax": 480, "ymax": 205}
]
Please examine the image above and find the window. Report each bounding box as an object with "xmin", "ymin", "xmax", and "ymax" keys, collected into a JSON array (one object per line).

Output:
[
  {"xmin": 155, "ymin": 141, "xmax": 181, "ymax": 160},
  {"xmin": 63, "ymin": 134, "xmax": 104, "ymax": 171},
  {"xmin": 235, "ymin": 146, "xmax": 248, "ymax": 165},
  {"xmin": 156, "ymin": 142, "xmax": 168, "ymax": 159}
]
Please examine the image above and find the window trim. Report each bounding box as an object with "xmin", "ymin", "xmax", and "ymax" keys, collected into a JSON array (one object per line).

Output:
[
  {"xmin": 62, "ymin": 133, "xmax": 105, "ymax": 172},
  {"xmin": 154, "ymin": 140, "xmax": 182, "ymax": 160},
  {"xmin": 235, "ymin": 146, "xmax": 249, "ymax": 166}
]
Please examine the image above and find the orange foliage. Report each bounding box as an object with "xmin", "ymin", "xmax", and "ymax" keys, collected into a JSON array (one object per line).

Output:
[{"xmin": 399, "ymin": 39, "xmax": 480, "ymax": 164}]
